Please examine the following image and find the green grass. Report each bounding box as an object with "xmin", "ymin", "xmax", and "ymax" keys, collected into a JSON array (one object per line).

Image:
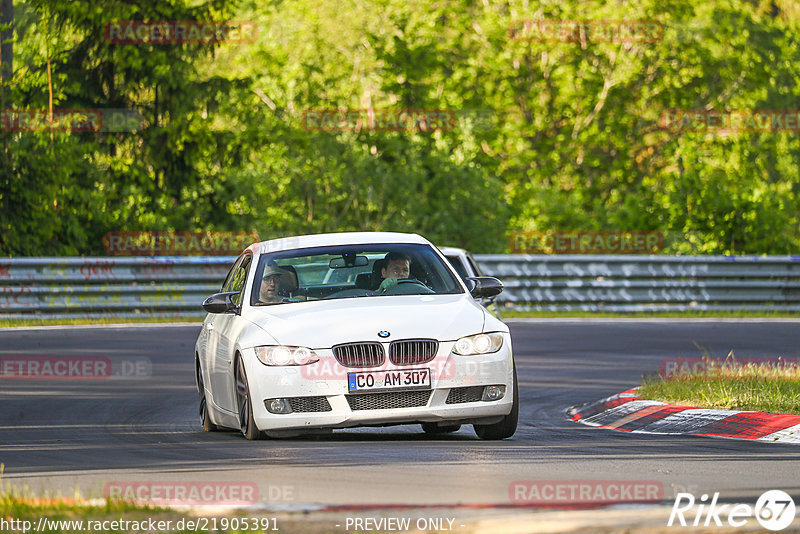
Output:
[
  {"xmin": 638, "ymin": 355, "xmax": 800, "ymax": 414},
  {"xmin": 502, "ymin": 310, "xmax": 800, "ymax": 319},
  {"xmin": 1, "ymin": 492, "xmax": 157, "ymax": 519},
  {"xmin": 0, "ymin": 485, "xmax": 281, "ymax": 534},
  {"xmin": 1, "ymin": 310, "xmax": 798, "ymax": 328},
  {"xmin": 0, "ymin": 478, "xmax": 174, "ymax": 534},
  {"xmin": 1, "ymin": 467, "xmax": 337, "ymax": 534},
  {"xmin": 0, "ymin": 317, "xmax": 202, "ymax": 328}
]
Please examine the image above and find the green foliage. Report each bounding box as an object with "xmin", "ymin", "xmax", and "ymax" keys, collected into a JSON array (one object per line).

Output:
[
  {"xmin": 639, "ymin": 354, "xmax": 800, "ymax": 414},
  {"xmin": 1, "ymin": 0, "xmax": 798, "ymax": 255}
]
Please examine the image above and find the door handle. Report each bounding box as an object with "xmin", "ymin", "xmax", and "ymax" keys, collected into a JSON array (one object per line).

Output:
[{"xmin": 206, "ymin": 323, "xmax": 214, "ymax": 331}]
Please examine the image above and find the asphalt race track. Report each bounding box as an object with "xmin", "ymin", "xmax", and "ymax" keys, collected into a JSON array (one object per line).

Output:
[{"xmin": 1, "ymin": 320, "xmax": 799, "ymax": 508}]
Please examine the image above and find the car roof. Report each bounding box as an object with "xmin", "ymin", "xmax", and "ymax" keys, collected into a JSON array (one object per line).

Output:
[{"xmin": 253, "ymin": 232, "xmax": 430, "ymax": 254}]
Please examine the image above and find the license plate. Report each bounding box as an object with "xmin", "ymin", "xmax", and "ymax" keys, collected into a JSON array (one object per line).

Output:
[{"xmin": 348, "ymin": 368, "xmax": 432, "ymax": 393}]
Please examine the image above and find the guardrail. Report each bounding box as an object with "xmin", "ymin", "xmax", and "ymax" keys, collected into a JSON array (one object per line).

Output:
[
  {"xmin": 0, "ymin": 257, "xmax": 233, "ymax": 320},
  {"xmin": 0, "ymin": 255, "xmax": 798, "ymax": 319},
  {"xmin": 476, "ymin": 254, "xmax": 800, "ymax": 312}
]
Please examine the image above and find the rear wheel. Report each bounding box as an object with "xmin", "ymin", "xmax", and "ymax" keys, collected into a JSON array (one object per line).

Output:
[
  {"xmin": 235, "ymin": 355, "xmax": 264, "ymax": 440},
  {"xmin": 421, "ymin": 423, "xmax": 461, "ymax": 434},
  {"xmin": 473, "ymin": 363, "xmax": 518, "ymax": 440},
  {"xmin": 196, "ymin": 359, "xmax": 218, "ymax": 432}
]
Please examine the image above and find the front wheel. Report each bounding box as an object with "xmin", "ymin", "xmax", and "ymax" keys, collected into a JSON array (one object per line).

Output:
[
  {"xmin": 235, "ymin": 355, "xmax": 264, "ymax": 440},
  {"xmin": 473, "ymin": 363, "xmax": 518, "ymax": 440}
]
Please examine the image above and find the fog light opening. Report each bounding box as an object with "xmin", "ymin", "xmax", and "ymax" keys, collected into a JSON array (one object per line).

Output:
[
  {"xmin": 482, "ymin": 385, "xmax": 506, "ymax": 401},
  {"xmin": 265, "ymin": 398, "xmax": 293, "ymax": 414}
]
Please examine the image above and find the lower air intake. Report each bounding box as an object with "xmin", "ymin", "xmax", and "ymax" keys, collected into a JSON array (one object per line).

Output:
[
  {"xmin": 347, "ymin": 390, "xmax": 432, "ymax": 411},
  {"xmin": 288, "ymin": 396, "xmax": 333, "ymax": 413},
  {"xmin": 445, "ymin": 386, "xmax": 484, "ymax": 404}
]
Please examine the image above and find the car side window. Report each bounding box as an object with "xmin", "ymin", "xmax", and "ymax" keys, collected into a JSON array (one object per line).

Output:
[
  {"xmin": 446, "ymin": 256, "xmax": 468, "ymax": 280},
  {"xmin": 466, "ymin": 254, "xmax": 483, "ymax": 276},
  {"xmin": 221, "ymin": 254, "xmax": 245, "ymax": 291},
  {"xmin": 223, "ymin": 254, "xmax": 251, "ymax": 307}
]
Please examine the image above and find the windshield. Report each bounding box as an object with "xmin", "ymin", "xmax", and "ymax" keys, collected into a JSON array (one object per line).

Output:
[{"xmin": 250, "ymin": 243, "xmax": 463, "ymax": 306}]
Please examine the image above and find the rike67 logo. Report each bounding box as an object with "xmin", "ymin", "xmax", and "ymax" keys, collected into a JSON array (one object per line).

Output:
[{"xmin": 669, "ymin": 490, "xmax": 796, "ymax": 531}]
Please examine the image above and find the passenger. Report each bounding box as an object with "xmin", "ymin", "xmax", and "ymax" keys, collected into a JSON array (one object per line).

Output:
[
  {"xmin": 377, "ymin": 252, "xmax": 411, "ymax": 293},
  {"xmin": 259, "ymin": 263, "xmax": 287, "ymax": 304}
]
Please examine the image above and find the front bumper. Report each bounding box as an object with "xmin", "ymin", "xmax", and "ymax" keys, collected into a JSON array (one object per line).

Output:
[{"xmin": 240, "ymin": 338, "xmax": 514, "ymax": 431}]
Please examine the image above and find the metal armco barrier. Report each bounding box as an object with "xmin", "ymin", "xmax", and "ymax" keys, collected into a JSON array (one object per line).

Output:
[
  {"xmin": 0, "ymin": 255, "xmax": 799, "ymax": 319},
  {"xmin": 475, "ymin": 254, "xmax": 800, "ymax": 312},
  {"xmin": 0, "ymin": 257, "xmax": 233, "ymax": 319}
]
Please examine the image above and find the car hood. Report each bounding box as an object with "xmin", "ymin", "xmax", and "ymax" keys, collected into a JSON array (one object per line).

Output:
[{"xmin": 245, "ymin": 294, "xmax": 486, "ymax": 348}]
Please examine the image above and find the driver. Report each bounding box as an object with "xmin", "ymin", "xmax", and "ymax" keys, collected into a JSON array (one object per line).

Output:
[
  {"xmin": 259, "ymin": 263, "xmax": 287, "ymax": 304},
  {"xmin": 377, "ymin": 252, "xmax": 411, "ymax": 293}
]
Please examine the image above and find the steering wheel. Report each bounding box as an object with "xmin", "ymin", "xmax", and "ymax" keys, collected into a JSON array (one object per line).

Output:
[
  {"xmin": 397, "ymin": 279, "xmax": 426, "ymax": 286},
  {"xmin": 389, "ymin": 279, "xmax": 434, "ymax": 294}
]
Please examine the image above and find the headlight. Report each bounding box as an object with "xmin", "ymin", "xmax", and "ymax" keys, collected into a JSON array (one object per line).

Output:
[
  {"xmin": 452, "ymin": 333, "xmax": 504, "ymax": 355},
  {"xmin": 254, "ymin": 346, "xmax": 319, "ymax": 366}
]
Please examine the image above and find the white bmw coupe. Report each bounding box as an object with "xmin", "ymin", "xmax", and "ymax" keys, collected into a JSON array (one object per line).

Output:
[{"xmin": 195, "ymin": 232, "xmax": 517, "ymax": 440}]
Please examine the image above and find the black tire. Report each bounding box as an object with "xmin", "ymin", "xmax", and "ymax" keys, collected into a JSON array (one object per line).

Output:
[
  {"xmin": 421, "ymin": 423, "xmax": 461, "ymax": 434},
  {"xmin": 473, "ymin": 363, "xmax": 518, "ymax": 440},
  {"xmin": 196, "ymin": 359, "xmax": 218, "ymax": 432},
  {"xmin": 235, "ymin": 355, "xmax": 264, "ymax": 440}
]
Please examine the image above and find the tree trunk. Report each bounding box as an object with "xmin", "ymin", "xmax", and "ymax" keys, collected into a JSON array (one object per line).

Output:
[{"xmin": 0, "ymin": 0, "xmax": 12, "ymax": 83}]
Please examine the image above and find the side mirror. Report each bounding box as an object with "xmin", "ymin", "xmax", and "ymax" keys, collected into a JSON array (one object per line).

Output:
[
  {"xmin": 202, "ymin": 291, "xmax": 240, "ymax": 314},
  {"xmin": 466, "ymin": 276, "xmax": 504, "ymax": 299}
]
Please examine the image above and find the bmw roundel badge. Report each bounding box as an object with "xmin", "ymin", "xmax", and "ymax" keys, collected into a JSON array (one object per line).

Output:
[{"xmin": 378, "ymin": 330, "xmax": 390, "ymax": 338}]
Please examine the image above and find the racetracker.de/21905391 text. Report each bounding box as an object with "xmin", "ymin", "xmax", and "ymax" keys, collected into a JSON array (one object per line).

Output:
[{"xmin": 0, "ymin": 516, "xmax": 279, "ymax": 533}]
